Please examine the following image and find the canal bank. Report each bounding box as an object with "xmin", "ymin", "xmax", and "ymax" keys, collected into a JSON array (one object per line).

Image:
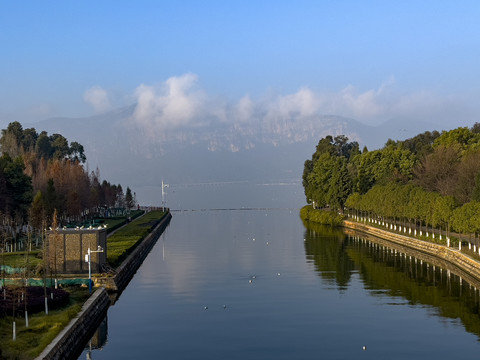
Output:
[
  {"xmin": 96, "ymin": 211, "xmax": 172, "ymax": 294},
  {"xmin": 34, "ymin": 288, "xmax": 110, "ymax": 360},
  {"xmin": 343, "ymin": 220, "xmax": 480, "ymax": 288},
  {"xmin": 35, "ymin": 211, "xmax": 172, "ymax": 359}
]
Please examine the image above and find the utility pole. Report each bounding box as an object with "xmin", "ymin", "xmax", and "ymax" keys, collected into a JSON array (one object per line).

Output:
[{"xmin": 161, "ymin": 180, "xmax": 169, "ymax": 208}]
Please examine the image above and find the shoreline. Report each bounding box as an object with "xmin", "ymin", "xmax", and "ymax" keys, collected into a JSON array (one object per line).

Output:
[
  {"xmin": 35, "ymin": 210, "xmax": 172, "ymax": 359},
  {"xmin": 342, "ymin": 219, "xmax": 480, "ymax": 288}
]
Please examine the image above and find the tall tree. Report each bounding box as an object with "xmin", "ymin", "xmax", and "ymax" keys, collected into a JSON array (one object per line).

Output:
[
  {"xmin": 125, "ymin": 187, "xmax": 135, "ymax": 209},
  {"xmin": 68, "ymin": 141, "xmax": 86, "ymax": 163},
  {"xmin": 0, "ymin": 153, "xmax": 33, "ymax": 219}
]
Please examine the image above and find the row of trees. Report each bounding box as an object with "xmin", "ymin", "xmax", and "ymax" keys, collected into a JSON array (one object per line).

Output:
[
  {"xmin": 302, "ymin": 124, "xmax": 480, "ymax": 236},
  {"xmin": 0, "ymin": 121, "xmax": 136, "ymax": 230}
]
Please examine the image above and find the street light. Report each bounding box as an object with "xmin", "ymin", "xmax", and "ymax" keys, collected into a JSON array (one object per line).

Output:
[{"xmin": 85, "ymin": 245, "xmax": 104, "ymax": 293}]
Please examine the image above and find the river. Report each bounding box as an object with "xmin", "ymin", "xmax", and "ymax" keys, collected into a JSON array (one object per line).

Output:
[{"xmin": 79, "ymin": 181, "xmax": 480, "ymax": 359}]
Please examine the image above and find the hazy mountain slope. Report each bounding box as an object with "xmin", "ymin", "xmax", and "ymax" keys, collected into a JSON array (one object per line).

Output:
[{"xmin": 26, "ymin": 106, "xmax": 438, "ymax": 197}]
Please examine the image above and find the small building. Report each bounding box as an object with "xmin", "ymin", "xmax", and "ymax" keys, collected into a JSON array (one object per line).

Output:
[{"xmin": 47, "ymin": 228, "xmax": 107, "ymax": 274}]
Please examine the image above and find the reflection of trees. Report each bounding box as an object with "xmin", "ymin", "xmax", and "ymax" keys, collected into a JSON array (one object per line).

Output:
[
  {"xmin": 302, "ymin": 220, "xmax": 355, "ymax": 290},
  {"xmin": 345, "ymin": 236, "xmax": 480, "ymax": 340},
  {"xmin": 303, "ymin": 217, "xmax": 480, "ymax": 340}
]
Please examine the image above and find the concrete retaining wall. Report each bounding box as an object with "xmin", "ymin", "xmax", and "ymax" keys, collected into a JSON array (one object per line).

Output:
[
  {"xmin": 35, "ymin": 287, "xmax": 110, "ymax": 360},
  {"xmin": 97, "ymin": 212, "xmax": 172, "ymax": 293},
  {"xmin": 343, "ymin": 220, "xmax": 480, "ymax": 287}
]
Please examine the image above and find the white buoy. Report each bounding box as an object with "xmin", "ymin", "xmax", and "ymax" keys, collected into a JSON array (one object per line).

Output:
[{"xmin": 362, "ymin": 345, "xmax": 366, "ymax": 351}]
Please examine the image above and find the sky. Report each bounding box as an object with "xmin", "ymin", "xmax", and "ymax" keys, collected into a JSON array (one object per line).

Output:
[{"xmin": 1, "ymin": 0, "xmax": 480, "ymax": 128}]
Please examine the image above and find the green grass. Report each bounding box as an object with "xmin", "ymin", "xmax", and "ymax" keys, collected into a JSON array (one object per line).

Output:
[
  {"xmin": 0, "ymin": 287, "xmax": 90, "ymax": 360},
  {"xmin": 1, "ymin": 251, "xmax": 43, "ymax": 276},
  {"xmin": 107, "ymin": 210, "xmax": 167, "ymax": 268}
]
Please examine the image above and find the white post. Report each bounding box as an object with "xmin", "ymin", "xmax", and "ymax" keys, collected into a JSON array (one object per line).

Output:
[
  {"xmin": 88, "ymin": 248, "xmax": 92, "ymax": 293},
  {"xmin": 12, "ymin": 321, "xmax": 16, "ymax": 341},
  {"xmin": 25, "ymin": 311, "xmax": 29, "ymax": 328}
]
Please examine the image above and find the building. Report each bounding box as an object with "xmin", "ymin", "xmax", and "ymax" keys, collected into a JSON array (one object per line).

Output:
[{"xmin": 47, "ymin": 227, "xmax": 107, "ymax": 274}]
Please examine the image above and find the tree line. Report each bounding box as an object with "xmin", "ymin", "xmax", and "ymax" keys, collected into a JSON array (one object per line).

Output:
[
  {"xmin": 0, "ymin": 121, "xmax": 136, "ymax": 231},
  {"xmin": 302, "ymin": 124, "xmax": 480, "ymax": 237}
]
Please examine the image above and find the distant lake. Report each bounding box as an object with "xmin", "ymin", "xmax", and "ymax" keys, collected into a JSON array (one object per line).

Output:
[
  {"xmin": 80, "ymin": 182, "xmax": 480, "ymax": 360},
  {"xmin": 135, "ymin": 179, "xmax": 305, "ymax": 210}
]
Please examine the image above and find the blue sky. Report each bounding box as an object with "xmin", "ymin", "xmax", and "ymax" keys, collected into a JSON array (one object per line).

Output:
[{"xmin": 1, "ymin": 0, "xmax": 479, "ymax": 127}]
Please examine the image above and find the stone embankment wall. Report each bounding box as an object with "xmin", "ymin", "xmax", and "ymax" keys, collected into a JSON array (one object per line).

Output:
[
  {"xmin": 343, "ymin": 220, "xmax": 480, "ymax": 287},
  {"xmin": 97, "ymin": 212, "xmax": 172, "ymax": 293},
  {"xmin": 35, "ymin": 287, "xmax": 110, "ymax": 360}
]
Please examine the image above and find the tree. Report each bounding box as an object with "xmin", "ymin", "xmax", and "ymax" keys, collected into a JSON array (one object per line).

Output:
[
  {"xmin": 22, "ymin": 128, "xmax": 38, "ymax": 152},
  {"xmin": 0, "ymin": 121, "xmax": 24, "ymax": 157},
  {"xmin": 44, "ymin": 179, "xmax": 57, "ymax": 223},
  {"xmin": 69, "ymin": 141, "xmax": 86, "ymax": 163},
  {"xmin": 0, "ymin": 153, "xmax": 33, "ymax": 219},
  {"xmin": 30, "ymin": 191, "xmax": 46, "ymax": 231},
  {"xmin": 35, "ymin": 132, "xmax": 52, "ymax": 159},
  {"xmin": 49, "ymin": 134, "xmax": 69, "ymax": 160},
  {"xmin": 125, "ymin": 187, "xmax": 135, "ymax": 209},
  {"xmin": 414, "ymin": 144, "xmax": 460, "ymax": 195}
]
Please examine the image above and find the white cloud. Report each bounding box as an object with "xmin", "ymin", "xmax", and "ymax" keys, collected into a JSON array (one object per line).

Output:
[
  {"xmin": 83, "ymin": 86, "xmax": 112, "ymax": 113},
  {"xmin": 128, "ymin": 73, "xmax": 476, "ymax": 134},
  {"xmin": 235, "ymin": 95, "xmax": 254, "ymax": 122},
  {"xmin": 132, "ymin": 73, "xmax": 206, "ymax": 131},
  {"xmin": 265, "ymin": 88, "xmax": 318, "ymax": 122}
]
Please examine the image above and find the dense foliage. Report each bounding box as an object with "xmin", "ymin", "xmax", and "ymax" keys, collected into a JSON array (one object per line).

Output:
[
  {"xmin": 303, "ymin": 124, "xmax": 480, "ymax": 236},
  {"xmin": 299, "ymin": 206, "xmax": 344, "ymax": 226},
  {"xmin": 0, "ymin": 121, "xmax": 137, "ymax": 229}
]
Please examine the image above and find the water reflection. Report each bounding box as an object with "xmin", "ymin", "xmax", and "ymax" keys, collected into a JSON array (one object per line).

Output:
[
  {"xmin": 303, "ymin": 219, "xmax": 480, "ymax": 340},
  {"xmin": 85, "ymin": 316, "xmax": 108, "ymax": 359},
  {"xmin": 80, "ymin": 211, "xmax": 480, "ymax": 359}
]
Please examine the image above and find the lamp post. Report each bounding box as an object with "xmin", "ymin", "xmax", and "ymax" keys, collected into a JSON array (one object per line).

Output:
[{"xmin": 85, "ymin": 246, "xmax": 104, "ymax": 293}]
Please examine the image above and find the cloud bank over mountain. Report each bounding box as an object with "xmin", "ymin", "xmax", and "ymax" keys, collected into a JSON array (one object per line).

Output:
[
  {"xmin": 23, "ymin": 73, "xmax": 478, "ymax": 205},
  {"xmin": 83, "ymin": 86, "xmax": 113, "ymax": 114},
  {"xmin": 79, "ymin": 73, "xmax": 475, "ymax": 139}
]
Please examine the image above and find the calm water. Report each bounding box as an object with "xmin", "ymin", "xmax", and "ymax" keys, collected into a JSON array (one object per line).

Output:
[{"xmin": 80, "ymin": 183, "xmax": 480, "ymax": 359}]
